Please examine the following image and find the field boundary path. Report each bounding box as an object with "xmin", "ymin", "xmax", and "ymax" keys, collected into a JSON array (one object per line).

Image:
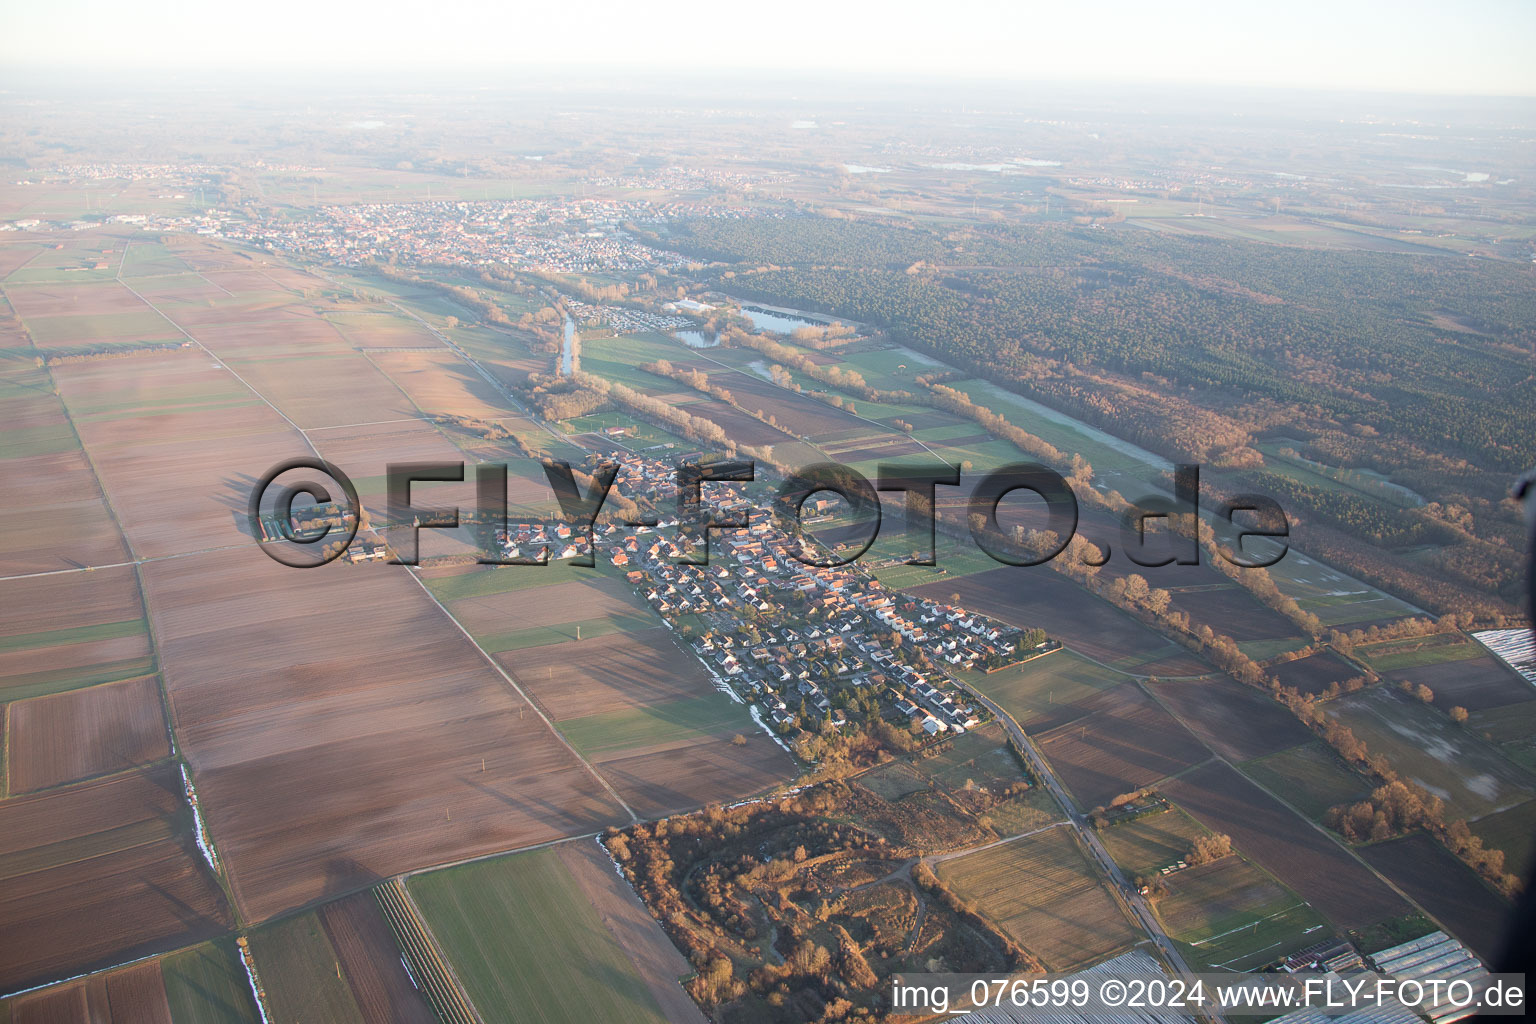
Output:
[
  {"xmin": 376, "ymin": 879, "xmax": 483, "ymax": 1024},
  {"xmin": 956, "ymin": 684, "xmax": 1228, "ymax": 1024}
]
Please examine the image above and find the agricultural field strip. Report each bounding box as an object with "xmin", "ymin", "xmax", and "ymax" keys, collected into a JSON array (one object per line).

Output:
[
  {"xmin": 1185, "ymin": 900, "xmax": 1309, "ymax": 950},
  {"xmin": 407, "ymin": 577, "xmax": 639, "ymax": 821},
  {"xmin": 954, "ymin": 680, "xmax": 1196, "ymax": 978},
  {"xmin": 341, "ymin": 279, "xmax": 571, "ymax": 448},
  {"xmin": 815, "ymin": 339, "xmax": 1419, "ymax": 621},
  {"xmin": 386, "ymin": 879, "xmax": 485, "ymax": 1024},
  {"xmin": 1198, "ymin": 752, "xmax": 1454, "ymax": 934},
  {"xmin": 112, "ymin": 262, "xmax": 641, "ymax": 823},
  {"xmin": 1140, "ymin": 678, "xmax": 1463, "ymax": 938},
  {"xmin": 672, "ymin": 344, "xmax": 962, "ymax": 465}
]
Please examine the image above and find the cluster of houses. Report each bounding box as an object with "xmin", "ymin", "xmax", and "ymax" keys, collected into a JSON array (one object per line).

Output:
[
  {"xmin": 563, "ymin": 298, "xmax": 695, "ymax": 335},
  {"xmin": 175, "ymin": 197, "xmax": 758, "ymax": 274},
  {"xmin": 531, "ymin": 453, "xmax": 1056, "ymax": 741}
]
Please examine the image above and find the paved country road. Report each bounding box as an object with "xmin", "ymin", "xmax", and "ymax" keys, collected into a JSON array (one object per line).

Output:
[{"xmin": 956, "ymin": 681, "xmax": 1229, "ymax": 1024}]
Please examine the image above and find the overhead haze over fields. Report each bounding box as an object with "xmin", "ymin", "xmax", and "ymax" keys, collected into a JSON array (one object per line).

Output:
[{"xmin": 2, "ymin": 0, "xmax": 1535, "ymax": 95}]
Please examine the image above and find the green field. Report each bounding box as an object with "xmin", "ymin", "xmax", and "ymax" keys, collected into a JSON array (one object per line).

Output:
[
  {"xmin": 161, "ymin": 941, "xmax": 262, "ymax": 1024},
  {"xmin": 1236, "ymin": 636, "xmax": 1316, "ymax": 661},
  {"xmin": 0, "ymin": 422, "xmax": 80, "ymax": 458},
  {"xmin": 1099, "ymin": 807, "xmax": 1210, "ymax": 879},
  {"xmin": 119, "ymin": 241, "xmax": 192, "ymax": 276},
  {"xmin": 558, "ymin": 693, "xmax": 751, "ymax": 758},
  {"xmin": 249, "ymin": 912, "xmax": 363, "ymax": 1024},
  {"xmin": 0, "ymin": 618, "xmax": 145, "ymax": 654},
  {"xmin": 0, "ymin": 654, "xmax": 157, "ymax": 702},
  {"xmin": 1328, "ymin": 688, "xmax": 1536, "ymax": 819},
  {"xmin": 409, "ymin": 846, "xmax": 671, "ymax": 1024},
  {"xmin": 1163, "ymin": 857, "xmax": 1328, "ymax": 972},
  {"xmin": 912, "ymin": 422, "xmax": 985, "ymax": 442},
  {"xmin": 21, "ymin": 310, "xmax": 181, "ymax": 345},
  {"xmin": 1240, "ymin": 742, "xmax": 1372, "ymax": 821},
  {"xmin": 966, "ymin": 650, "xmax": 1123, "ymax": 728},
  {"xmin": 561, "ymin": 410, "xmax": 688, "ymax": 451},
  {"xmin": 1353, "ymin": 633, "xmax": 1487, "ymax": 672},
  {"xmin": 580, "ymin": 332, "xmax": 695, "ymax": 393},
  {"xmin": 1469, "ymin": 701, "xmax": 1536, "ymax": 772},
  {"xmin": 868, "ymin": 533, "xmax": 1003, "ymax": 590}
]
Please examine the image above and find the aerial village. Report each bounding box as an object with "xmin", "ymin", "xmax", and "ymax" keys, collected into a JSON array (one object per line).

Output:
[{"xmin": 493, "ymin": 452, "xmax": 1055, "ymax": 745}]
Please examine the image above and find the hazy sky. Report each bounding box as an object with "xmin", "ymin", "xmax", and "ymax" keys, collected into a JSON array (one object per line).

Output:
[{"xmin": 3, "ymin": 0, "xmax": 1534, "ymax": 96}]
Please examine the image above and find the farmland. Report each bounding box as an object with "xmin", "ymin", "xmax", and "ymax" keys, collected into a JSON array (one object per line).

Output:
[
  {"xmin": 1269, "ymin": 651, "xmax": 1362, "ymax": 696},
  {"xmin": 51, "ymin": 348, "xmax": 306, "ymax": 558},
  {"xmin": 506, "ymin": 626, "xmax": 737, "ymax": 718},
  {"xmin": 914, "ymin": 568, "xmax": 1209, "ymax": 677},
  {"xmin": 140, "ymin": 546, "xmax": 628, "ymax": 922},
  {"xmin": 1359, "ymin": 833, "xmax": 1511, "ymax": 961},
  {"xmin": 1037, "ymin": 683, "xmax": 1209, "ymax": 811},
  {"xmin": 1378, "ymin": 653, "xmax": 1533, "ymax": 714},
  {"xmin": 0, "ymin": 566, "xmax": 150, "ymax": 701},
  {"xmin": 1354, "ymin": 632, "xmax": 1489, "ymax": 673},
  {"xmin": 571, "ymin": 711, "xmax": 793, "ymax": 818},
  {"xmin": 1326, "ymin": 686, "xmax": 1536, "ymax": 820},
  {"xmin": 1150, "ymin": 677, "xmax": 1313, "ymax": 763},
  {"xmin": 161, "ymin": 942, "xmax": 262, "ymax": 1024},
  {"xmin": 0, "ymin": 938, "xmax": 261, "ymax": 1023},
  {"xmin": 250, "ymin": 912, "xmax": 366, "ymax": 1024},
  {"xmin": 2, "ymin": 960, "xmax": 173, "ymax": 1023},
  {"xmin": 494, "ymin": 615, "xmax": 794, "ymax": 818},
  {"xmin": 0, "ymin": 447, "xmax": 131, "ymax": 574},
  {"xmin": 1239, "ymin": 742, "xmax": 1372, "ymax": 822},
  {"xmin": 966, "ymin": 649, "xmax": 1124, "ymax": 733},
  {"xmin": 369, "ymin": 346, "xmax": 539, "ymax": 422},
  {"xmin": 250, "ymin": 892, "xmax": 436, "ymax": 1024},
  {"xmin": 1163, "ymin": 761, "xmax": 1410, "ymax": 929},
  {"xmin": 0, "ymin": 764, "xmax": 232, "ymax": 994},
  {"xmin": 0, "ymin": 303, "xmax": 132, "ymax": 573},
  {"xmin": 936, "ymin": 825, "xmax": 1142, "ymax": 970},
  {"xmin": 1099, "ymin": 807, "xmax": 1210, "ymax": 878},
  {"xmin": 447, "ymin": 576, "xmax": 658, "ymax": 653},
  {"xmin": 309, "ymin": 417, "xmax": 481, "ymax": 531},
  {"xmin": 6, "ymin": 673, "xmax": 170, "ymax": 792},
  {"xmin": 2, "ymin": 83, "xmax": 1532, "ymax": 1024},
  {"xmin": 220, "ymin": 350, "xmax": 416, "ymax": 429},
  {"xmin": 1157, "ymin": 856, "xmax": 1328, "ymax": 972},
  {"xmin": 409, "ymin": 843, "xmax": 678, "ymax": 1024},
  {"xmin": 318, "ymin": 891, "xmax": 438, "ymax": 1023},
  {"xmin": 1471, "ymin": 799, "xmax": 1536, "ymax": 877}
]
